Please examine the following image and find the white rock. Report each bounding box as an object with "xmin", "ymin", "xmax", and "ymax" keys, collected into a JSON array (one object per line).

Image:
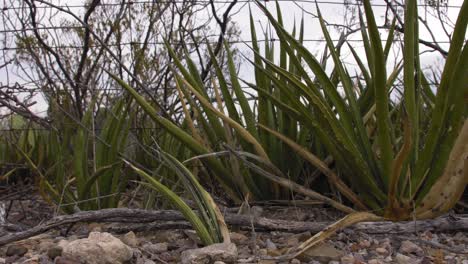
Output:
[
  {"xmin": 57, "ymin": 239, "xmax": 70, "ymax": 249},
  {"xmin": 380, "ymin": 238, "xmax": 392, "ymax": 250},
  {"xmin": 121, "ymin": 231, "xmax": 138, "ymax": 247},
  {"xmin": 265, "ymin": 239, "xmax": 277, "ymax": 250},
  {"xmin": 301, "ymin": 243, "xmax": 344, "ymax": 263},
  {"xmin": 62, "ymin": 231, "xmax": 133, "ymax": 264},
  {"xmin": 375, "ymin": 247, "xmax": 388, "ymax": 255},
  {"xmin": 399, "ymin": 240, "xmax": 422, "ymax": 254},
  {"xmin": 395, "ymin": 253, "xmax": 413, "ymax": 264},
  {"xmin": 340, "ymin": 255, "xmax": 355, "ymax": 264},
  {"xmin": 38, "ymin": 240, "xmax": 55, "ymax": 253},
  {"xmin": 229, "ymin": 232, "xmax": 248, "ymax": 244},
  {"xmin": 136, "ymin": 259, "xmax": 156, "ymax": 264},
  {"xmin": 180, "ymin": 242, "xmax": 237, "ymax": 264},
  {"xmin": 359, "ymin": 239, "xmax": 371, "ymax": 248},
  {"xmin": 184, "ymin": 230, "xmax": 203, "ymax": 245}
]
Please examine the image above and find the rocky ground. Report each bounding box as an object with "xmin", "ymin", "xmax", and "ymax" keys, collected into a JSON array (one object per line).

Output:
[{"xmin": 1, "ymin": 187, "xmax": 467, "ymax": 264}]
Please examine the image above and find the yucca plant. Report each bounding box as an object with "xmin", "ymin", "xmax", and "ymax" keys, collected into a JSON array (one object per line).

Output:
[
  {"xmin": 251, "ymin": 0, "xmax": 466, "ymax": 220},
  {"xmin": 167, "ymin": 41, "xmax": 309, "ymax": 200},
  {"xmin": 232, "ymin": 0, "xmax": 467, "ymax": 258},
  {"xmin": 0, "ymin": 121, "xmax": 40, "ymax": 183},
  {"xmin": 14, "ymin": 96, "xmax": 132, "ymax": 212},
  {"xmin": 107, "ymin": 0, "xmax": 466, "ymax": 219},
  {"xmin": 108, "ymin": 71, "xmax": 246, "ymax": 203},
  {"xmin": 108, "ymin": 42, "xmax": 359, "ymax": 211},
  {"xmin": 123, "ymin": 148, "xmax": 230, "ymax": 245},
  {"xmin": 132, "ymin": 125, "xmax": 188, "ymax": 209}
]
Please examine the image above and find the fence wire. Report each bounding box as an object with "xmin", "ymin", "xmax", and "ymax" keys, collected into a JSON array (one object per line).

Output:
[{"xmin": 0, "ymin": 0, "xmax": 459, "ymax": 133}]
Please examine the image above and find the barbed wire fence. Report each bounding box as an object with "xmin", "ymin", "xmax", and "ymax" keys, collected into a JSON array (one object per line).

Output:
[{"xmin": 0, "ymin": 0, "xmax": 461, "ymax": 133}]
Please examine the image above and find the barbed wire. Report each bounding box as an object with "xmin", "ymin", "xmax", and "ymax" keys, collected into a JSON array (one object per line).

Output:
[
  {"xmin": 0, "ymin": 127, "xmax": 164, "ymax": 132},
  {"xmin": 0, "ymin": 26, "xmax": 84, "ymax": 34},
  {"xmin": 0, "ymin": 78, "xmax": 441, "ymax": 132},
  {"xmin": 1, "ymin": 81, "xmax": 441, "ymax": 93},
  {"xmin": 0, "ymin": 0, "xmax": 451, "ymax": 133},
  {"xmin": 1, "ymin": 0, "xmax": 462, "ymax": 10},
  {"xmin": 0, "ymin": 38, "xmax": 453, "ymax": 50}
]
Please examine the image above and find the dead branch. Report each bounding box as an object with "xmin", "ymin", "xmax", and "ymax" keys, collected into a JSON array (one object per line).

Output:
[{"xmin": 0, "ymin": 208, "xmax": 467, "ymax": 247}]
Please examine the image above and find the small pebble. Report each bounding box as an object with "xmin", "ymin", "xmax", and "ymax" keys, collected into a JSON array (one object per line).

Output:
[
  {"xmin": 230, "ymin": 232, "xmax": 248, "ymax": 244},
  {"xmin": 359, "ymin": 239, "xmax": 371, "ymax": 248},
  {"xmin": 265, "ymin": 239, "xmax": 277, "ymax": 250},
  {"xmin": 375, "ymin": 247, "xmax": 388, "ymax": 255},
  {"xmin": 54, "ymin": 256, "xmax": 81, "ymax": 264},
  {"xmin": 47, "ymin": 246, "xmax": 63, "ymax": 259},
  {"xmin": 121, "ymin": 231, "xmax": 138, "ymax": 247},
  {"xmin": 87, "ymin": 223, "xmax": 102, "ymax": 232},
  {"xmin": 399, "ymin": 240, "xmax": 422, "ymax": 254},
  {"xmin": 336, "ymin": 232, "xmax": 347, "ymax": 241},
  {"xmin": 395, "ymin": 253, "xmax": 412, "ymax": 264},
  {"xmin": 6, "ymin": 245, "xmax": 28, "ymax": 257},
  {"xmin": 142, "ymin": 242, "xmax": 168, "ymax": 254},
  {"xmin": 340, "ymin": 255, "xmax": 355, "ymax": 264}
]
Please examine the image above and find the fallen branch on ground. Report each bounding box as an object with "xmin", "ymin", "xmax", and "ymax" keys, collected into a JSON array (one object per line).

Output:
[{"xmin": 0, "ymin": 208, "xmax": 467, "ymax": 247}]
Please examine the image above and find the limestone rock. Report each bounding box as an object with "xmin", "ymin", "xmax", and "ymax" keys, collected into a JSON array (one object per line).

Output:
[
  {"xmin": 257, "ymin": 260, "xmax": 276, "ymax": 264},
  {"xmin": 229, "ymin": 232, "xmax": 248, "ymax": 244},
  {"xmin": 399, "ymin": 240, "xmax": 423, "ymax": 255},
  {"xmin": 184, "ymin": 230, "xmax": 203, "ymax": 245},
  {"xmin": 395, "ymin": 253, "xmax": 414, "ymax": 264},
  {"xmin": 375, "ymin": 247, "xmax": 388, "ymax": 255},
  {"xmin": 54, "ymin": 256, "xmax": 82, "ymax": 264},
  {"xmin": 62, "ymin": 231, "xmax": 133, "ymax": 264},
  {"xmin": 340, "ymin": 255, "xmax": 355, "ymax": 264},
  {"xmin": 299, "ymin": 243, "xmax": 344, "ymax": 263},
  {"xmin": 121, "ymin": 231, "xmax": 138, "ymax": 247},
  {"xmin": 265, "ymin": 239, "xmax": 277, "ymax": 250},
  {"xmin": 47, "ymin": 246, "xmax": 63, "ymax": 259},
  {"xmin": 358, "ymin": 239, "xmax": 371, "ymax": 248},
  {"xmin": 20, "ymin": 255, "xmax": 49, "ymax": 264},
  {"xmin": 38, "ymin": 240, "xmax": 55, "ymax": 253},
  {"xmin": 180, "ymin": 242, "xmax": 238, "ymax": 264},
  {"xmin": 6, "ymin": 244, "xmax": 28, "ymax": 257},
  {"xmin": 136, "ymin": 258, "xmax": 156, "ymax": 264}
]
